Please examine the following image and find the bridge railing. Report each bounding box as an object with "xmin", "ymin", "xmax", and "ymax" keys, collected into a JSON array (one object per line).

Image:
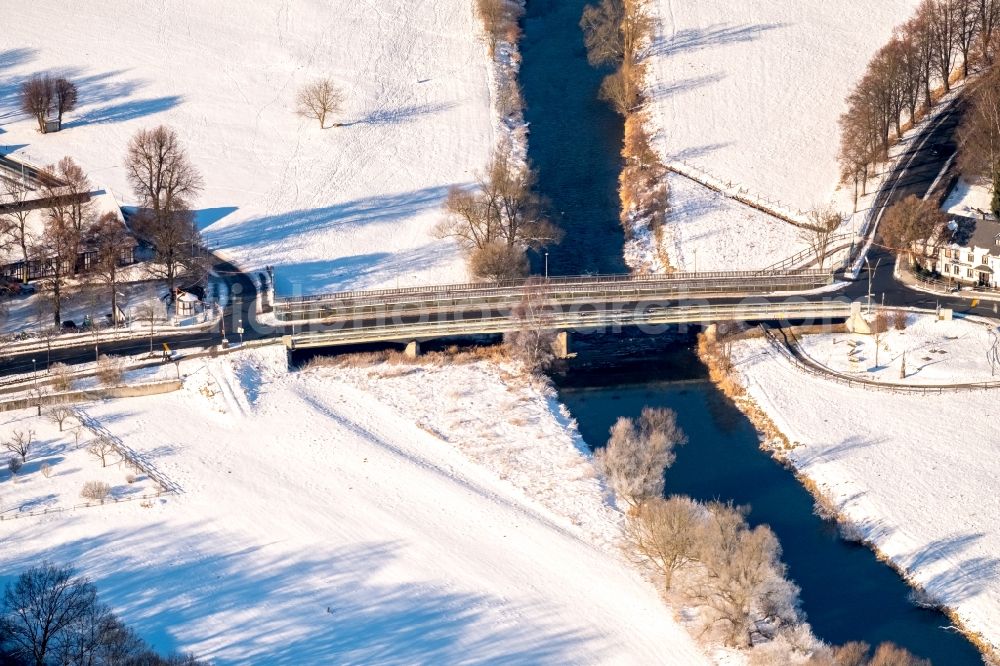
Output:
[
  {"xmin": 273, "ymin": 270, "xmax": 836, "ymax": 321},
  {"xmin": 284, "ymin": 299, "xmax": 853, "ymax": 350}
]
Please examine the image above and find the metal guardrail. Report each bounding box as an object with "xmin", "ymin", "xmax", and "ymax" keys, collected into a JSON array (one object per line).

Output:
[
  {"xmin": 274, "ymin": 270, "xmax": 836, "ymax": 321},
  {"xmin": 285, "ymin": 300, "xmax": 853, "ymax": 350},
  {"xmin": 758, "ymin": 233, "xmax": 855, "ymax": 273}
]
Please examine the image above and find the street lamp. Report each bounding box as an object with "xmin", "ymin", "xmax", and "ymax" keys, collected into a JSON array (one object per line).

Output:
[
  {"xmin": 31, "ymin": 358, "xmax": 36, "ymax": 388},
  {"xmin": 544, "ymin": 252, "xmax": 549, "ymax": 279},
  {"xmin": 864, "ymin": 255, "xmax": 882, "ymax": 315},
  {"xmin": 237, "ymin": 318, "xmax": 244, "ymax": 346}
]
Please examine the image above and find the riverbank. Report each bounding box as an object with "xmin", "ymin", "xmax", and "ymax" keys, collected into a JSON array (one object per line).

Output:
[{"xmin": 705, "ymin": 325, "xmax": 1000, "ymax": 662}]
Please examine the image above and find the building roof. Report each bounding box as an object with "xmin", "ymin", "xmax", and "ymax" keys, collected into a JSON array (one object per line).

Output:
[
  {"xmin": 176, "ymin": 292, "xmax": 200, "ymax": 302},
  {"xmin": 948, "ymin": 215, "xmax": 1000, "ymax": 250}
]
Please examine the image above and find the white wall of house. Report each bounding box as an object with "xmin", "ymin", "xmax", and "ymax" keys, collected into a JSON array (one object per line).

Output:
[{"xmin": 936, "ymin": 244, "xmax": 1000, "ymax": 287}]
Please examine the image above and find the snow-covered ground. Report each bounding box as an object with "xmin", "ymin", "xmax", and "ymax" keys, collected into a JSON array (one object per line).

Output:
[
  {"xmin": 733, "ymin": 325, "xmax": 1000, "ymax": 655},
  {"xmin": 642, "ymin": 0, "xmax": 921, "ymax": 270},
  {"xmin": 0, "ymin": 349, "xmax": 710, "ymax": 664},
  {"xmin": 943, "ymin": 178, "xmax": 994, "ymax": 219},
  {"xmin": 2, "ymin": 1, "xmax": 498, "ymax": 296},
  {"xmin": 798, "ymin": 313, "xmax": 1000, "ymax": 384}
]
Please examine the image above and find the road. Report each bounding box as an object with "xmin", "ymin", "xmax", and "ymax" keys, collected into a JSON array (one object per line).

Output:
[{"xmin": 0, "ymin": 255, "xmax": 269, "ymax": 376}]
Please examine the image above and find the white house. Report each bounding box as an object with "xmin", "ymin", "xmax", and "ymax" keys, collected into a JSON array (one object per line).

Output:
[{"xmin": 934, "ymin": 216, "xmax": 1000, "ymax": 288}]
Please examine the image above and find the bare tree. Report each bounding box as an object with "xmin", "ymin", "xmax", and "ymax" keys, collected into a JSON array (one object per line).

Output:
[
  {"xmin": 871, "ymin": 310, "xmax": 891, "ymax": 368},
  {"xmin": 125, "ymin": 126, "xmax": 204, "ymax": 297},
  {"xmin": 1, "ymin": 564, "xmax": 209, "ymax": 665},
  {"xmin": 979, "ymin": 0, "xmax": 1000, "ymax": 63},
  {"xmin": 504, "ymin": 279, "xmax": 557, "ymax": 372},
  {"xmin": 475, "ymin": 0, "xmax": 521, "ymax": 57},
  {"xmin": 49, "ymin": 362, "xmax": 73, "ymax": 392},
  {"xmin": 625, "ymin": 495, "xmax": 703, "ymax": 591},
  {"xmin": 958, "ymin": 66, "xmax": 1000, "ymax": 215},
  {"xmin": 19, "ymin": 75, "xmax": 54, "ymax": 133},
  {"xmin": 929, "ymin": 0, "xmax": 958, "ymax": 93},
  {"xmin": 53, "ymin": 77, "xmax": 78, "ymax": 129},
  {"xmin": 37, "ymin": 158, "xmax": 94, "ymax": 275},
  {"xmin": 4, "ymin": 429, "xmax": 34, "ymax": 462},
  {"xmin": 48, "ymin": 405, "xmax": 75, "ymax": 431},
  {"xmin": 685, "ymin": 501, "xmax": 802, "ymax": 648},
  {"xmin": 34, "ymin": 198, "xmax": 79, "ymax": 325},
  {"xmin": 800, "ymin": 207, "xmax": 844, "ymax": 269},
  {"xmin": 580, "ymin": 0, "xmax": 652, "ymax": 68},
  {"xmin": 43, "ymin": 157, "xmax": 92, "ymax": 236},
  {"xmin": 133, "ymin": 292, "xmax": 167, "ymax": 355},
  {"xmin": 469, "ymin": 241, "xmax": 529, "ymax": 281},
  {"xmin": 1, "ymin": 177, "xmax": 35, "ymax": 282},
  {"xmin": 87, "ymin": 435, "xmax": 117, "ymax": 468},
  {"xmin": 595, "ymin": 406, "xmax": 687, "ymax": 509},
  {"xmin": 96, "ymin": 355, "xmax": 125, "ymax": 386},
  {"xmin": 86, "ymin": 212, "xmax": 133, "ymax": 327},
  {"xmin": 435, "ymin": 144, "xmax": 560, "ymax": 280},
  {"xmin": 295, "ymin": 78, "xmax": 345, "ymax": 129},
  {"xmin": 879, "ymin": 194, "xmax": 948, "ymax": 264},
  {"xmin": 955, "ymin": 0, "xmax": 981, "ymax": 78},
  {"xmin": 1, "ymin": 564, "xmax": 97, "ymax": 665},
  {"xmin": 869, "ymin": 642, "xmax": 931, "ymax": 666},
  {"xmin": 125, "ymin": 126, "xmax": 203, "ymax": 223}
]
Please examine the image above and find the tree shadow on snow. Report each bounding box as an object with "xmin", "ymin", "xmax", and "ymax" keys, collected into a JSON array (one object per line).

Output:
[
  {"xmin": 64, "ymin": 95, "xmax": 183, "ymax": 128},
  {"xmin": 0, "ymin": 525, "xmax": 606, "ymax": 664},
  {"xmin": 344, "ymin": 102, "xmax": 457, "ymax": 127},
  {"xmin": 648, "ymin": 22, "xmax": 788, "ymax": 59},
  {"xmin": 202, "ymin": 185, "xmax": 452, "ymax": 251}
]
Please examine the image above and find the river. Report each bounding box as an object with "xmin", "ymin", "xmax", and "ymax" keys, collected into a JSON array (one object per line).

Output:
[{"xmin": 520, "ymin": 0, "xmax": 982, "ymax": 661}]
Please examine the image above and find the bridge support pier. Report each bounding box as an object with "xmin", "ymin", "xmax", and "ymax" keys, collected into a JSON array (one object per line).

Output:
[
  {"xmin": 846, "ymin": 302, "xmax": 872, "ymax": 334},
  {"xmin": 404, "ymin": 340, "xmax": 421, "ymax": 359},
  {"xmin": 553, "ymin": 331, "xmax": 571, "ymax": 359}
]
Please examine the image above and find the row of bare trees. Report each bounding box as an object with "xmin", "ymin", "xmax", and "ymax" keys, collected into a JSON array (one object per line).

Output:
[
  {"xmin": 0, "ymin": 564, "xmax": 207, "ymax": 665},
  {"xmin": 840, "ymin": 0, "xmax": 1000, "ymax": 209},
  {"xmin": 581, "ymin": 0, "xmax": 670, "ymax": 254},
  {"xmin": 19, "ymin": 73, "xmax": 78, "ymax": 133},
  {"xmin": 957, "ymin": 63, "xmax": 1000, "ymax": 214},
  {"xmin": 594, "ymin": 404, "xmax": 931, "ymax": 662},
  {"xmin": 0, "ymin": 125, "xmax": 203, "ymax": 329}
]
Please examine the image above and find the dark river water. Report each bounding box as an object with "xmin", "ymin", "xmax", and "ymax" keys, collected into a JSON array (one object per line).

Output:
[{"xmin": 520, "ymin": 0, "xmax": 983, "ymax": 661}]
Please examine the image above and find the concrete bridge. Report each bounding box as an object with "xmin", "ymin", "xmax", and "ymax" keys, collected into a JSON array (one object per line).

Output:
[{"xmin": 279, "ymin": 270, "xmax": 851, "ymax": 355}]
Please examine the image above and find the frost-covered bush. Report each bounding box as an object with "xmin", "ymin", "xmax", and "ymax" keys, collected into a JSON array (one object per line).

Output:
[{"xmin": 80, "ymin": 480, "xmax": 111, "ymax": 501}]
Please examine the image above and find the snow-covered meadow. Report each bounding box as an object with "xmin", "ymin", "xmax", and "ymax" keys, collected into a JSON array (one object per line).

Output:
[
  {"xmin": 1, "ymin": 1, "xmax": 499, "ymax": 295},
  {"xmin": 798, "ymin": 313, "xmax": 1000, "ymax": 385},
  {"xmin": 642, "ymin": 0, "xmax": 922, "ymax": 271},
  {"xmin": 0, "ymin": 348, "xmax": 710, "ymax": 664},
  {"xmin": 733, "ymin": 323, "xmax": 1000, "ymax": 655}
]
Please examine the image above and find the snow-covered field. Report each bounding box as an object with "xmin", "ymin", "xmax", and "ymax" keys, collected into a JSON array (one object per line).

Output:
[
  {"xmin": 798, "ymin": 313, "xmax": 1000, "ymax": 384},
  {"xmin": 943, "ymin": 178, "xmax": 994, "ymax": 219},
  {"xmin": 733, "ymin": 326, "xmax": 1000, "ymax": 655},
  {"xmin": 2, "ymin": 1, "xmax": 498, "ymax": 296},
  {"xmin": 643, "ymin": 0, "xmax": 921, "ymax": 270},
  {"xmin": 0, "ymin": 349, "xmax": 709, "ymax": 664}
]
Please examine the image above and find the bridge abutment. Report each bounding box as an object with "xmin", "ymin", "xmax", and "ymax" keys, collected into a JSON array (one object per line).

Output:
[{"xmin": 404, "ymin": 340, "xmax": 421, "ymax": 359}]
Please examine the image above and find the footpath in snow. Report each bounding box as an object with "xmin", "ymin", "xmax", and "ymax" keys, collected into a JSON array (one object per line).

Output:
[{"xmin": 0, "ymin": 348, "xmax": 708, "ymax": 664}]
